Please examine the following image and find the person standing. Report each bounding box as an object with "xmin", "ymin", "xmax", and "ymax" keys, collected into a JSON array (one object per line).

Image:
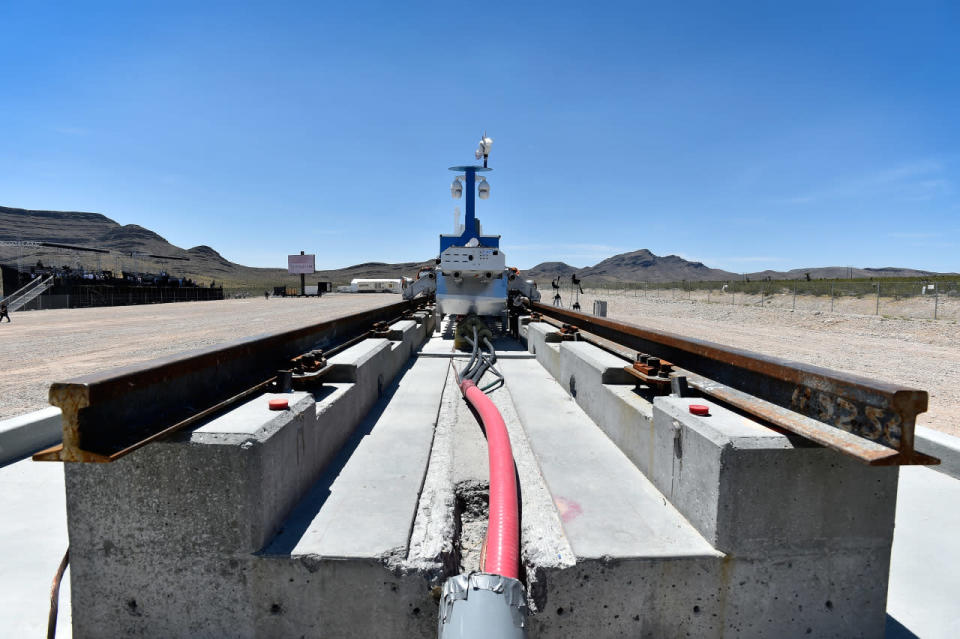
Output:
[{"xmin": 0, "ymin": 302, "xmax": 10, "ymax": 323}]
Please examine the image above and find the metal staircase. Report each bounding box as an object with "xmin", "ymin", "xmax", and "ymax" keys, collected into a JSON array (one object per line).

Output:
[{"xmin": 0, "ymin": 275, "xmax": 54, "ymax": 311}]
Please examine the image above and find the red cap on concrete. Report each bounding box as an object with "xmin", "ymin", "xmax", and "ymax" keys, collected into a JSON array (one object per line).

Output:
[
  {"xmin": 268, "ymin": 398, "xmax": 289, "ymax": 411},
  {"xmin": 689, "ymin": 404, "xmax": 710, "ymax": 416}
]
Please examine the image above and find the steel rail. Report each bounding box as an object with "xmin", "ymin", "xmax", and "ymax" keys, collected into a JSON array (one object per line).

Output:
[
  {"xmin": 531, "ymin": 303, "xmax": 935, "ymax": 466},
  {"xmin": 34, "ymin": 299, "xmax": 425, "ymax": 463}
]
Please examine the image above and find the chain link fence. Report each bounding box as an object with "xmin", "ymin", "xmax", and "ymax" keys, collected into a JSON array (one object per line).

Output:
[{"xmin": 575, "ymin": 280, "xmax": 959, "ymax": 321}]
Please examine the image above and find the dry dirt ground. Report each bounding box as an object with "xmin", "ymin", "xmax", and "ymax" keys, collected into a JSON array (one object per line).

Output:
[
  {"xmin": 2, "ymin": 293, "xmax": 958, "ymax": 439},
  {"xmin": 0, "ymin": 295, "xmax": 392, "ymax": 421},
  {"xmin": 575, "ymin": 290, "xmax": 960, "ymax": 438}
]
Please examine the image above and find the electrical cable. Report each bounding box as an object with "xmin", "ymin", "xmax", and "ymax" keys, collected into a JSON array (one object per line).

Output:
[{"xmin": 459, "ymin": 379, "xmax": 520, "ymax": 579}]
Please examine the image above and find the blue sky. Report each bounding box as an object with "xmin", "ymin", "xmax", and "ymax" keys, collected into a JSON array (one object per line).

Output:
[{"xmin": 1, "ymin": 1, "xmax": 957, "ymax": 273}]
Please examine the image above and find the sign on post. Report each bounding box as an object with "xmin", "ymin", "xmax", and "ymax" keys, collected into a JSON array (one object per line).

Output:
[{"xmin": 287, "ymin": 254, "xmax": 316, "ymax": 274}]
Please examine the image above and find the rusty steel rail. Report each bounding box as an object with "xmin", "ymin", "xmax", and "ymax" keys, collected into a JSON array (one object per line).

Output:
[
  {"xmin": 34, "ymin": 299, "xmax": 425, "ymax": 463},
  {"xmin": 531, "ymin": 303, "xmax": 936, "ymax": 466}
]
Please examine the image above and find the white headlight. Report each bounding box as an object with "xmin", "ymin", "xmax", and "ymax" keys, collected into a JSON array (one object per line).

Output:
[
  {"xmin": 451, "ymin": 179, "xmax": 463, "ymax": 199},
  {"xmin": 477, "ymin": 177, "xmax": 490, "ymax": 199}
]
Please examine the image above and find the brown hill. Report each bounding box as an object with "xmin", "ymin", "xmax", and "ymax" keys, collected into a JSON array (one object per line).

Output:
[
  {"xmin": 526, "ymin": 249, "xmax": 738, "ymax": 283},
  {"xmin": 0, "ymin": 206, "xmax": 430, "ymax": 290},
  {"xmin": 587, "ymin": 249, "xmax": 738, "ymax": 282}
]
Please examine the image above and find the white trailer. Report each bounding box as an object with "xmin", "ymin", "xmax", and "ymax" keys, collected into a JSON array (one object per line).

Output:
[{"xmin": 349, "ymin": 278, "xmax": 403, "ymax": 293}]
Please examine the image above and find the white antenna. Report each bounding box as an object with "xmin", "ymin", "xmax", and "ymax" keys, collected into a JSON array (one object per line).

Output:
[
  {"xmin": 475, "ymin": 131, "xmax": 493, "ymax": 167},
  {"xmin": 454, "ymin": 207, "xmax": 461, "ymax": 233}
]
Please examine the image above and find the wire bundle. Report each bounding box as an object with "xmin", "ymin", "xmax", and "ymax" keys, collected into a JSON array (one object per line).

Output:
[{"xmin": 457, "ymin": 324, "xmax": 504, "ymax": 392}]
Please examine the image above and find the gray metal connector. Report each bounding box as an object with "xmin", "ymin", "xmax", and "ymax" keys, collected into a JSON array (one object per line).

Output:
[{"xmin": 438, "ymin": 573, "xmax": 528, "ymax": 639}]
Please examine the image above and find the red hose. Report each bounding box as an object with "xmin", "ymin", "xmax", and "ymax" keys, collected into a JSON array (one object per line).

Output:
[{"xmin": 460, "ymin": 379, "xmax": 520, "ymax": 580}]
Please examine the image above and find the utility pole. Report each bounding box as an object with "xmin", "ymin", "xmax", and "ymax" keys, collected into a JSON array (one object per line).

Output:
[{"xmin": 300, "ymin": 250, "xmax": 306, "ymax": 297}]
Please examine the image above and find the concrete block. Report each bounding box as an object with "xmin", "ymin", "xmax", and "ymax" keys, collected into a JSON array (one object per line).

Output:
[
  {"xmin": 252, "ymin": 556, "xmax": 437, "ymax": 639},
  {"xmin": 64, "ymin": 392, "xmax": 317, "ymax": 557},
  {"xmin": 531, "ymin": 557, "xmax": 725, "ymax": 639},
  {"xmin": 560, "ymin": 341, "xmax": 635, "ymax": 386},
  {"xmin": 523, "ymin": 329, "xmax": 660, "ymax": 478},
  {"xmin": 0, "ymin": 406, "xmax": 61, "ymax": 467},
  {"xmin": 719, "ymin": 548, "xmax": 892, "ymax": 638},
  {"xmin": 916, "ymin": 425, "xmax": 960, "ymax": 480},
  {"xmin": 555, "ymin": 341, "xmax": 653, "ymax": 453},
  {"xmin": 653, "ymin": 396, "xmax": 899, "ymax": 554},
  {"xmin": 524, "ymin": 322, "xmax": 562, "ymax": 380},
  {"xmin": 324, "ymin": 337, "xmax": 392, "ymax": 383},
  {"xmin": 64, "ymin": 320, "xmax": 436, "ymax": 638},
  {"xmin": 69, "ymin": 546, "xmax": 256, "ymax": 638}
]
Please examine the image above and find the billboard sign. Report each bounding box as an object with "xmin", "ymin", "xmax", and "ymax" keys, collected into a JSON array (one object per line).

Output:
[{"xmin": 287, "ymin": 254, "xmax": 316, "ymax": 274}]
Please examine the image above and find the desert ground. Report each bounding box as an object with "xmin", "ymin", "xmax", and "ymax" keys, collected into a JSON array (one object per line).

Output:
[{"xmin": 2, "ymin": 292, "xmax": 957, "ymax": 439}]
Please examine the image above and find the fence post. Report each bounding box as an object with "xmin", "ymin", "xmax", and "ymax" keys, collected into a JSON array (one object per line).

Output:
[
  {"xmin": 760, "ymin": 285, "xmax": 764, "ymax": 307},
  {"xmin": 876, "ymin": 282, "xmax": 880, "ymax": 315},
  {"xmin": 934, "ymin": 283, "xmax": 939, "ymax": 320},
  {"xmin": 793, "ymin": 282, "xmax": 797, "ymax": 310},
  {"xmin": 831, "ymin": 283, "xmax": 834, "ymax": 312}
]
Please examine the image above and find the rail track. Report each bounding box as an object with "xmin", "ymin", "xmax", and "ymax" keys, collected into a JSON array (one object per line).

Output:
[{"xmin": 34, "ymin": 298, "xmax": 936, "ymax": 467}]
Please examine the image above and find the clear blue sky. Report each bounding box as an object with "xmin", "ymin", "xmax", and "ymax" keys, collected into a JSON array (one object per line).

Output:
[{"xmin": 1, "ymin": 1, "xmax": 957, "ymax": 273}]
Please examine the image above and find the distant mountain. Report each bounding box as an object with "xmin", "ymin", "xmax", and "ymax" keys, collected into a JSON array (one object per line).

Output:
[
  {"xmin": 588, "ymin": 249, "xmax": 738, "ymax": 282},
  {"xmin": 524, "ymin": 249, "xmax": 949, "ymax": 283},
  {"xmin": 526, "ymin": 249, "xmax": 738, "ymax": 283},
  {"xmin": 1, "ymin": 206, "xmax": 951, "ymax": 289},
  {"xmin": 524, "ymin": 261, "xmax": 579, "ymax": 280}
]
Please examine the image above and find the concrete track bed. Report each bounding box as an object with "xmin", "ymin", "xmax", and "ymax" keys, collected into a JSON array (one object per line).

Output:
[{"xmin": 60, "ymin": 315, "xmax": 899, "ymax": 638}]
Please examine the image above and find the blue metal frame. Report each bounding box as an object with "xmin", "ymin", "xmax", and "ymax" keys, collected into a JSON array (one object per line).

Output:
[{"xmin": 440, "ymin": 165, "xmax": 499, "ymax": 251}]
